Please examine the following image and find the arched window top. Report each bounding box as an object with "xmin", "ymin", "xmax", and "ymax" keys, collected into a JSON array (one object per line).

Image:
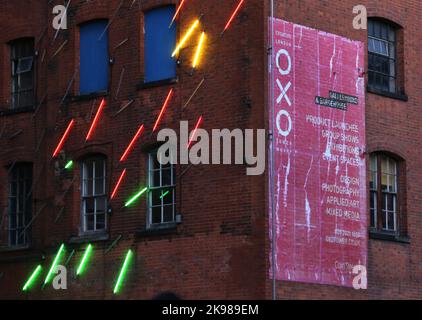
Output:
[
  {"xmin": 78, "ymin": 153, "xmax": 107, "ymax": 162},
  {"xmin": 368, "ymin": 17, "xmax": 402, "ymax": 30},
  {"xmin": 78, "ymin": 18, "xmax": 108, "ymax": 27},
  {"xmin": 8, "ymin": 37, "xmax": 35, "ymax": 44},
  {"xmin": 370, "ymin": 150, "xmax": 404, "ymax": 162},
  {"xmin": 368, "ymin": 18, "xmax": 398, "ymax": 44}
]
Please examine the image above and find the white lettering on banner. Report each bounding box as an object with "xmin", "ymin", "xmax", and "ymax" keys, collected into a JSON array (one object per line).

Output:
[
  {"xmin": 275, "ymin": 48, "xmax": 293, "ymax": 138},
  {"xmin": 276, "ymin": 49, "xmax": 292, "ymax": 75},
  {"xmin": 270, "ymin": 17, "xmax": 367, "ymax": 288},
  {"xmin": 276, "ymin": 110, "xmax": 292, "ymax": 137},
  {"xmin": 276, "ymin": 80, "xmax": 292, "ymax": 105}
]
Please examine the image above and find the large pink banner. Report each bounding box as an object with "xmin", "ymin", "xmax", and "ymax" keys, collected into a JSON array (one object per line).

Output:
[{"xmin": 269, "ymin": 18, "xmax": 367, "ymax": 287}]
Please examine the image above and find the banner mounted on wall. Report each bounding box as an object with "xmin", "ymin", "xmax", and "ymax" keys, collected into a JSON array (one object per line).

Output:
[{"xmin": 269, "ymin": 17, "xmax": 367, "ymax": 287}]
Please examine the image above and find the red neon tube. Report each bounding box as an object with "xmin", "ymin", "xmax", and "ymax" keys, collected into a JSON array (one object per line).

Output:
[
  {"xmin": 86, "ymin": 98, "xmax": 106, "ymax": 141},
  {"xmin": 111, "ymin": 169, "xmax": 127, "ymax": 200},
  {"xmin": 170, "ymin": 0, "xmax": 186, "ymax": 27},
  {"xmin": 120, "ymin": 124, "xmax": 145, "ymax": 162},
  {"xmin": 52, "ymin": 119, "xmax": 75, "ymax": 158},
  {"xmin": 187, "ymin": 116, "xmax": 203, "ymax": 149},
  {"xmin": 153, "ymin": 89, "xmax": 174, "ymax": 132},
  {"xmin": 223, "ymin": 0, "xmax": 245, "ymax": 33}
]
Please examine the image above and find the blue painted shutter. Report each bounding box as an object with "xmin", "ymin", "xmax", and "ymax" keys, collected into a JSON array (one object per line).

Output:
[
  {"xmin": 145, "ymin": 6, "xmax": 176, "ymax": 83},
  {"xmin": 80, "ymin": 20, "xmax": 109, "ymax": 94}
]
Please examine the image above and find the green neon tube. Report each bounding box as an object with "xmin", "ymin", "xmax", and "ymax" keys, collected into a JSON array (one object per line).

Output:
[
  {"xmin": 76, "ymin": 244, "xmax": 93, "ymax": 276},
  {"xmin": 65, "ymin": 160, "xmax": 73, "ymax": 169},
  {"xmin": 22, "ymin": 265, "xmax": 42, "ymax": 292},
  {"xmin": 160, "ymin": 190, "xmax": 170, "ymax": 199},
  {"xmin": 124, "ymin": 187, "xmax": 148, "ymax": 207},
  {"xmin": 113, "ymin": 249, "xmax": 133, "ymax": 294},
  {"xmin": 65, "ymin": 249, "xmax": 75, "ymax": 266},
  {"xmin": 44, "ymin": 244, "xmax": 65, "ymax": 285}
]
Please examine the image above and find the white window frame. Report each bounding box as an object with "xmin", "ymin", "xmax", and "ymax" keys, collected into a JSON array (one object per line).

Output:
[
  {"xmin": 381, "ymin": 157, "xmax": 398, "ymax": 232},
  {"xmin": 369, "ymin": 154, "xmax": 378, "ymax": 228},
  {"xmin": 10, "ymin": 39, "xmax": 35, "ymax": 109},
  {"xmin": 81, "ymin": 157, "xmax": 107, "ymax": 233},
  {"xmin": 8, "ymin": 163, "xmax": 32, "ymax": 247},
  {"xmin": 368, "ymin": 36, "xmax": 390, "ymax": 57},
  {"xmin": 147, "ymin": 151, "xmax": 176, "ymax": 228},
  {"xmin": 370, "ymin": 154, "xmax": 399, "ymax": 233}
]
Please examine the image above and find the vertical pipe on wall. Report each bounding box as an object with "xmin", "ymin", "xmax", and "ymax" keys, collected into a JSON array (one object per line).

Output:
[{"xmin": 269, "ymin": 0, "xmax": 276, "ymax": 301}]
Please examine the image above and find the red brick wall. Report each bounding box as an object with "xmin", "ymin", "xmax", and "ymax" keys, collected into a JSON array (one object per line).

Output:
[
  {"xmin": 0, "ymin": 0, "xmax": 421, "ymax": 300},
  {"xmin": 0, "ymin": 0, "xmax": 266, "ymax": 299},
  {"xmin": 265, "ymin": 0, "xmax": 422, "ymax": 299}
]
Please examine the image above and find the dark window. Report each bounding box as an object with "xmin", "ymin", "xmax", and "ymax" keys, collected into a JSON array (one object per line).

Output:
[
  {"xmin": 370, "ymin": 154, "xmax": 399, "ymax": 233},
  {"xmin": 148, "ymin": 150, "xmax": 176, "ymax": 227},
  {"xmin": 144, "ymin": 6, "xmax": 176, "ymax": 83},
  {"xmin": 10, "ymin": 39, "xmax": 35, "ymax": 109},
  {"xmin": 81, "ymin": 157, "xmax": 107, "ymax": 232},
  {"xmin": 8, "ymin": 163, "xmax": 32, "ymax": 247},
  {"xmin": 368, "ymin": 19, "xmax": 397, "ymax": 93},
  {"xmin": 80, "ymin": 20, "xmax": 109, "ymax": 94}
]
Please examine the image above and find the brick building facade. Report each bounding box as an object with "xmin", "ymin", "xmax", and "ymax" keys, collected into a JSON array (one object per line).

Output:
[{"xmin": 0, "ymin": 0, "xmax": 421, "ymax": 299}]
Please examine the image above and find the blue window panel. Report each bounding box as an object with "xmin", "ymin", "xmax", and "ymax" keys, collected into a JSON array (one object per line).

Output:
[
  {"xmin": 80, "ymin": 20, "xmax": 109, "ymax": 94},
  {"xmin": 145, "ymin": 6, "xmax": 176, "ymax": 83}
]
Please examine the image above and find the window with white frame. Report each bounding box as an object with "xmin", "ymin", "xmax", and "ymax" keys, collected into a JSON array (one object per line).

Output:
[
  {"xmin": 81, "ymin": 156, "xmax": 107, "ymax": 232},
  {"xmin": 369, "ymin": 153, "xmax": 398, "ymax": 232},
  {"xmin": 148, "ymin": 150, "xmax": 175, "ymax": 227},
  {"xmin": 10, "ymin": 38, "xmax": 35, "ymax": 109},
  {"xmin": 368, "ymin": 19, "xmax": 397, "ymax": 93},
  {"xmin": 8, "ymin": 163, "xmax": 32, "ymax": 247}
]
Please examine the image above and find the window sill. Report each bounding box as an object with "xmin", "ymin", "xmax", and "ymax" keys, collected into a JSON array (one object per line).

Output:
[
  {"xmin": 67, "ymin": 91, "xmax": 109, "ymax": 103},
  {"xmin": 136, "ymin": 77, "xmax": 178, "ymax": 90},
  {"xmin": 69, "ymin": 232, "xmax": 109, "ymax": 244},
  {"xmin": 0, "ymin": 106, "xmax": 34, "ymax": 116},
  {"xmin": 369, "ymin": 230, "xmax": 410, "ymax": 244},
  {"xmin": 136, "ymin": 223, "xmax": 178, "ymax": 239},
  {"xmin": 367, "ymin": 87, "xmax": 408, "ymax": 102},
  {"xmin": 0, "ymin": 248, "xmax": 43, "ymax": 264},
  {"xmin": 0, "ymin": 244, "xmax": 31, "ymax": 253}
]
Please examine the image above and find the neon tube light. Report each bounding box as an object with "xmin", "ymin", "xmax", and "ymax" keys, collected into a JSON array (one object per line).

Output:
[
  {"xmin": 169, "ymin": 0, "xmax": 186, "ymax": 28},
  {"xmin": 111, "ymin": 169, "xmax": 127, "ymax": 200},
  {"xmin": 52, "ymin": 120, "xmax": 75, "ymax": 158},
  {"xmin": 160, "ymin": 190, "xmax": 170, "ymax": 199},
  {"xmin": 44, "ymin": 244, "xmax": 65, "ymax": 285},
  {"xmin": 172, "ymin": 19, "xmax": 200, "ymax": 57},
  {"xmin": 65, "ymin": 160, "xmax": 73, "ymax": 169},
  {"xmin": 86, "ymin": 98, "xmax": 106, "ymax": 141},
  {"xmin": 120, "ymin": 125, "xmax": 145, "ymax": 162},
  {"xmin": 182, "ymin": 78, "xmax": 205, "ymax": 110},
  {"xmin": 152, "ymin": 89, "xmax": 174, "ymax": 132},
  {"xmin": 65, "ymin": 249, "xmax": 75, "ymax": 266},
  {"xmin": 187, "ymin": 116, "xmax": 203, "ymax": 148},
  {"xmin": 76, "ymin": 244, "xmax": 93, "ymax": 276},
  {"xmin": 222, "ymin": 0, "xmax": 245, "ymax": 33},
  {"xmin": 22, "ymin": 265, "xmax": 42, "ymax": 292},
  {"xmin": 192, "ymin": 32, "xmax": 206, "ymax": 68},
  {"xmin": 125, "ymin": 187, "xmax": 148, "ymax": 207},
  {"xmin": 113, "ymin": 249, "xmax": 134, "ymax": 294}
]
